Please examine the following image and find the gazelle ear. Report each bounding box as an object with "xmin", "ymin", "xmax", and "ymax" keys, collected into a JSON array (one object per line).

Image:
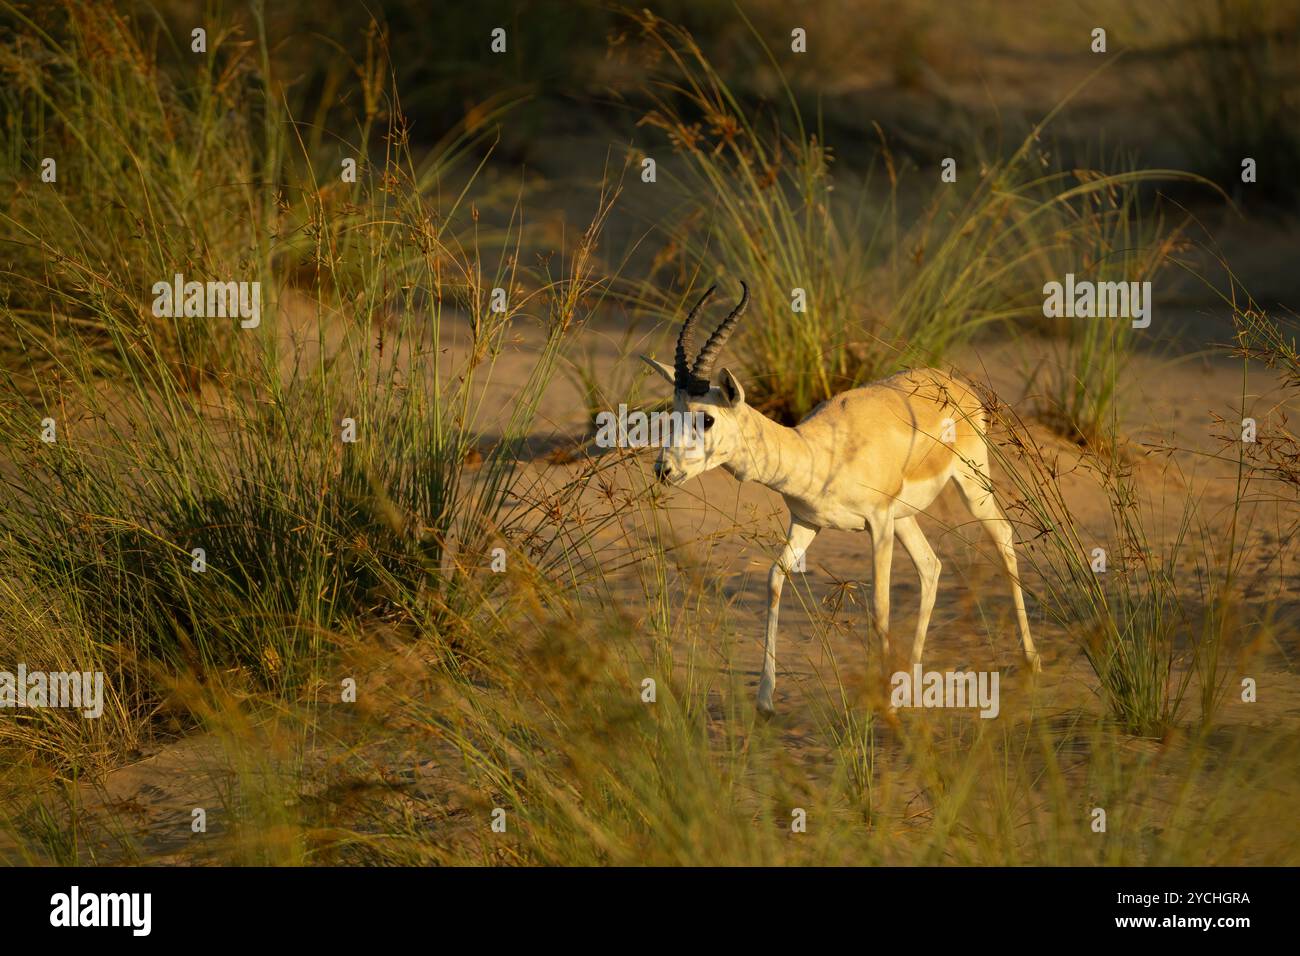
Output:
[
  {"xmin": 718, "ymin": 368, "xmax": 745, "ymax": 407},
  {"xmin": 639, "ymin": 354, "xmax": 677, "ymax": 386}
]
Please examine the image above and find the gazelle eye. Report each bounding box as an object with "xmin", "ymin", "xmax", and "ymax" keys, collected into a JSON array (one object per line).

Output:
[{"xmin": 702, "ymin": 414, "xmax": 715, "ymax": 431}]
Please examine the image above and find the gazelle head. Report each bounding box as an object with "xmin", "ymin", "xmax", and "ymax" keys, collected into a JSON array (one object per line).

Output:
[{"xmin": 640, "ymin": 281, "xmax": 750, "ymax": 485}]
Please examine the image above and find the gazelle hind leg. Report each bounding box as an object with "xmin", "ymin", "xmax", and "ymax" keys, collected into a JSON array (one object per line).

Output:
[
  {"xmin": 894, "ymin": 516, "xmax": 941, "ymax": 666},
  {"xmin": 759, "ymin": 519, "xmax": 818, "ymax": 715},
  {"xmin": 951, "ymin": 451, "xmax": 1041, "ymax": 672}
]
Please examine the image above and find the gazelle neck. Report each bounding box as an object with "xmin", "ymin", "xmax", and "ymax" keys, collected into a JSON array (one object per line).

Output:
[{"xmin": 724, "ymin": 403, "xmax": 815, "ymax": 498}]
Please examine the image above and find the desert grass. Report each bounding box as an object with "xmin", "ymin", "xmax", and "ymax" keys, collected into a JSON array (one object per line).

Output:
[
  {"xmin": 1139, "ymin": 0, "xmax": 1300, "ymax": 204},
  {"xmin": 630, "ymin": 13, "xmax": 1215, "ymax": 432}
]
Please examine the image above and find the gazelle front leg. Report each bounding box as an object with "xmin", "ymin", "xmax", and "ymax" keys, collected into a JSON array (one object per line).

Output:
[
  {"xmin": 869, "ymin": 511, "xmax": 895, "ymax": 659},
  {"xmin": 758, "ymin": 518, "xmax": 818, "ymax": 716}
]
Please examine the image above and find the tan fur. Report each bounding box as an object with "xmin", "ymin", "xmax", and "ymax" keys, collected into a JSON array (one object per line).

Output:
[
  {"xmin": 782, "ymin": 369, "xmax": 984, "ymax": 520},
  {"xmin": 643, "ymin": 356, "xmax": 1040, "ymax": 715}
]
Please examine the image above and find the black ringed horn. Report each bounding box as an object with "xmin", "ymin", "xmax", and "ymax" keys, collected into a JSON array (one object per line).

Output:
[
  {"xmin": 691, "ymin": 280, "xmax": 749, "ymax": 379},
  {"xmin": 675, "ymin": 284, "xmax": 716, "ymax": 393}
]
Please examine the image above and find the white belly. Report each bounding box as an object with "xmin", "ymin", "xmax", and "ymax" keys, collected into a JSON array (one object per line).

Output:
[{"xmin": 785, "ymin": 471, "xmax": 953, "ymax": 530}]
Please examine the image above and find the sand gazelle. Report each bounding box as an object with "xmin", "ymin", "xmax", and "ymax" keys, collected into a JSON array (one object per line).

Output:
[{"xmin": 641, "ymin": 281, "xmax": 1040, "ymax": 715}]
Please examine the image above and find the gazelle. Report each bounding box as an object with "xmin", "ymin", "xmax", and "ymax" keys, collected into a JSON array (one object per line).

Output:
[{"xmin": 642, "ymin": 282, "xmax": 1040, "ymax": 715}]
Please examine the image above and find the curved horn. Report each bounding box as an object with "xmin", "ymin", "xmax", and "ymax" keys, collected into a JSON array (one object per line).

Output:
[
  {"xmin": 691, "ymin": 280, "xmax": 749, "ymax": 379},
  {"xmin": 675, "ymin": 284, "xmax": 715, "ymax": 392}
]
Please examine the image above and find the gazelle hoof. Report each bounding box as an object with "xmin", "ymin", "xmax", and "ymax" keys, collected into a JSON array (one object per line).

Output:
[
  {"xmin": 1027, "ymin": 652, "xmax": 1042, "ymax": 674},
  {"xmin": 756, "ymin": 695, "xmax": 775, "ymax": 719}
]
